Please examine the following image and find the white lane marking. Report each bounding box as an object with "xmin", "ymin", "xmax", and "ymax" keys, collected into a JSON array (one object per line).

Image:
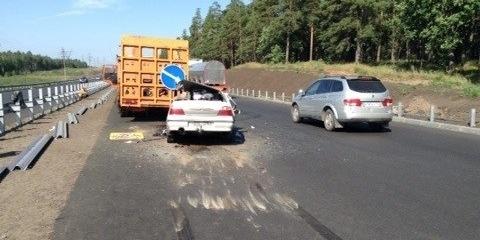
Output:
[{"xmin": 161, "ymin": 69, "xmax": 182, "ymax": 83}]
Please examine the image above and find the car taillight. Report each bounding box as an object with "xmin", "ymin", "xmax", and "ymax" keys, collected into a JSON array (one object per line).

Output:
[
  {"xmin": 343, "ymin": 99, "xmax": 362, "ymax": 106},
  {"xmin": 217, "ymin": 106, "xmax": 233, "ymax": 116},
  {"xmin": 382, "ymin": 98, "xmax": 393, "ymax": 107},
  {"xmin": 169, "ymin": 108, "xmax": 185, "ymax": 115}
]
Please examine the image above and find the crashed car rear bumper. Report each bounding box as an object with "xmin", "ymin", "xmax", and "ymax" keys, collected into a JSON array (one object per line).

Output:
[{"xmin": 167, "ymin": 120, "xmax": 234, "ymax": 133}]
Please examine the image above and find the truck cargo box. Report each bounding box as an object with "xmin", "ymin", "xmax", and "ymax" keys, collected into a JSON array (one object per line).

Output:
[{"xmin": 118, "ymin": 35, "xmax": 189, "ymax": 112}]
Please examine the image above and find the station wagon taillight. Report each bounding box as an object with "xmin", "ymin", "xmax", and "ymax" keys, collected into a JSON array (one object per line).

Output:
[
  {"xmin": 217, "ymin": 106, "xmax": 233, "ymax": 116},
  {"xmin": 169, "ymin": 107, "xmax": 185, "ymax": 115},
  {"xmin": 382, "ymin": 98, "xmax": 393, "ymax": 107},
  {"xmin": 343, "ymin": 99, "xmax": 362, "ymax": 106}
]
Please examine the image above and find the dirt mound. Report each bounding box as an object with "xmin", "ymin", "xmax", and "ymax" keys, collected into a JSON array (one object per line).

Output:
[
  {"xmin": 227, "ymin": 68, "xmax": 318, "ymax": 96},
  {"xmin": 226, "ymin": 67, "xmax": 480, "ymax": 124}
]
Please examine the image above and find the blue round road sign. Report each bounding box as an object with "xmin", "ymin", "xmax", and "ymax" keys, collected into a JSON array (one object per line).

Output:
[{"xmin": 160, "ymin": 64, "xmax": 185, "ymax": 90}]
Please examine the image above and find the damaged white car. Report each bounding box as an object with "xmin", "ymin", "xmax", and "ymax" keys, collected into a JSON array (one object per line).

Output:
[{"xmin": 166, "ymin": 81, "xmax": 238, "ymax": 143}]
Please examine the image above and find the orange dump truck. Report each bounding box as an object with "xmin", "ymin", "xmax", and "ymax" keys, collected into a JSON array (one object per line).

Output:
[{"xmin": 117, "ymin": 35, "xmax": 189, "ymax": 115}]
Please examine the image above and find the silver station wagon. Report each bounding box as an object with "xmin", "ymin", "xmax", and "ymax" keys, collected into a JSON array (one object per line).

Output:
[{"xmin": 291, "ymin": 76, "xmax": 393, "ymax": 131}]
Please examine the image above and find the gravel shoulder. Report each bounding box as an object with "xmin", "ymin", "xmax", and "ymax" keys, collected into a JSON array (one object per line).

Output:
[{"xmin": 0, "ymin": 88, "xmax": 115, "ymax": 240}]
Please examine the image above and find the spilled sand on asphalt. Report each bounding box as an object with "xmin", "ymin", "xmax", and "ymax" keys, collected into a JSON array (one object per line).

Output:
[{"xmin": 138, "ymin": 133, "xmax": 300, "ymax": 230}]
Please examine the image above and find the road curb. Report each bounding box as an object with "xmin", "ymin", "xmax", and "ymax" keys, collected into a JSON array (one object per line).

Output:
[
  {"xmin": 392, "ymin": 117, "xmax": 480, "ymax": 136},
  {"xmin": 232, "ymin": 94, "xmax": 480, "ymax": 136}
]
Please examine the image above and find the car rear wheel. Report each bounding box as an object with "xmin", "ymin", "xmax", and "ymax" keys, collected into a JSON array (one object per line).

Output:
[
  {"xmin": 291, "ymin": 105, "xmax": 302, "ymax": 123},
  {"xmin": 324, "ymin": 109, "xmax": 336, "ymax": 131}
]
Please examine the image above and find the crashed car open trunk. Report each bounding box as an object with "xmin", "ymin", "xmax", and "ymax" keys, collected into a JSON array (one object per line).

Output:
[{"xmin": 166, "ymin": 81, "xmax": 236, "ymax": 142}]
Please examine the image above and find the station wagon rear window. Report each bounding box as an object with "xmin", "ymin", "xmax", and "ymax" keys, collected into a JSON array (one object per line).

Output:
[{"xmin": 347, "ymin": 80, "xmax": 387, "ymax": 93}]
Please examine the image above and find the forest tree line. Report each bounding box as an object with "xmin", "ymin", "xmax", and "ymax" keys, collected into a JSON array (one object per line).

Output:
[
  {"xmin": 0, "ymin": 51, "xmax": 88, "ymax": 77},
  {"xmin": 183, "ymin": 0, "xmax": 480, "ymax": 70}
]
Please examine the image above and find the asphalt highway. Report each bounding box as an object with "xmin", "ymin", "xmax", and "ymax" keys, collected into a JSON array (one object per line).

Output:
[{"xmin": 54, "ymin": 97, "xmax": 480, "ymax": 240}]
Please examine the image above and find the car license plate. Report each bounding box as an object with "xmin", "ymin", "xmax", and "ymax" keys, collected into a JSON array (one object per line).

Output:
[
  {"xmin": 363, "ymin": 102, "xmax": 382, "ymax": 107},
  {"xmin": 189, "ymin": 122, "xmax": 213, "ymax": 127}
]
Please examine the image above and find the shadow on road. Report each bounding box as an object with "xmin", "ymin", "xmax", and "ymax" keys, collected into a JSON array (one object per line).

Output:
[
  {"xmin": 172, "ymin": 127, "xmax": 246, "ymax": 146},
  {"xmin": 303, "ymin": 119, "xmax": 392, "ymax": 133},
  {"xmin": 0, "ymin": 151, "xmax": 21, "ymax": 159},
  {"xmin": 127, "ymin": 109, "xmax": 168, "ymax": 122}
]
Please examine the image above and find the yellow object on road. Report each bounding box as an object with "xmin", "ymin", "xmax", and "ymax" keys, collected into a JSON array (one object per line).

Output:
[{"xmin": 109, "ymin": 132, "xmax": 144, "ymax": 141}]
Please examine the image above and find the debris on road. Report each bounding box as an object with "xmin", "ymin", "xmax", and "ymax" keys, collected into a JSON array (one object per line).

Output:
[{"xmin": 109, "ymin": 132, "xmax": 144, "ymax": 141}]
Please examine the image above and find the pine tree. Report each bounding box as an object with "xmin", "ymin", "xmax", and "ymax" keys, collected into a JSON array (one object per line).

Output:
[
  {"xmin": 189, "ymin": 8, "xmax": 203, "ymax": 57},
  {"xmin": 221, "ymin": 0, "xmax": 246, "ymax": 67},
  {"xmin": 196, "ymin": 1, "xmax": 224, "ymax": 61}
]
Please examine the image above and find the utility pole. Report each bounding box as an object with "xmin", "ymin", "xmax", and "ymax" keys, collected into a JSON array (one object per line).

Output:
[{"xmin": 60, "ymin": 48, "xmax": 72, "ymax": 80}]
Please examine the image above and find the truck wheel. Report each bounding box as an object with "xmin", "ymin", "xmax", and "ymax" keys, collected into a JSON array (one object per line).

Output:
[
  {"xmin": 324, "ymin": 109, "xmax": 336, "ymax": 131},
  {"xmin": 120, "ymin": 108, "xmax": 131, "ymax": 117}
]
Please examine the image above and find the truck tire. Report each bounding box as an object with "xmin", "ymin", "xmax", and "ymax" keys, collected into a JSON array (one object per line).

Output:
[{"xmin": 120, "ymin": 107, "xmax": 132, "ymax": 117}]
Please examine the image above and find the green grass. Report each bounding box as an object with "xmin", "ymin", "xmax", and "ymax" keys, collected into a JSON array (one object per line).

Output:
[
  {"xmin": 235, "ymin": 61, "xmax": 480, "ymax": 98},
  {"xmin": 0, "ymin": 68, "xmax": 100, "ymax": 87}
]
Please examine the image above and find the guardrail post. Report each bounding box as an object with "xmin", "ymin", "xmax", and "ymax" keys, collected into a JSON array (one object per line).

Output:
[
  {"xmin": 71, "ymin": 84, "xmax": 76, "ymax": 103},
  {"xmin": 71, "ymin": 84, "xmax": 75, "ymax": 103},
  {"xmin": 265, "ymin": 91, "xmax": 268, "ymax": 99},
  {"xmin": 430, "ymin": 105, "xmax": 435, "ymax": 122},
  {"xmin": 26, "ymin": 89, "xmax": 34, "ymax": 122},
  {"xmin": 37, "ymin": 88, "xmax": 44, "ymax": 116},
  {"xmin": 59, "ymin": 85, "xmax": 65, "ymax": 108},
  {"xmin": 273, "ymin": 92, "xmax": 276, "ymax": 101},
  {"xmin": 52, "ymin": 86, "xmax": 59, "ymax": 111},
  {"xmin": 236, "ymin": 88, "xmax": 239, "ymax": 95},
  {"xmin": 241, "ymin": 89, "xmax": 244, "ymax": 96},
  {"xmin": 470, "ymin": 108, "xmax": 476, "ymax": 127},
  {"xmin": 0, "ymin": 93, "xmax": 4, "ymax": 135},
  {"xmin": 72, "ymin": 84, "xmax": 78, "ymax": 102},
  {"xmin": 67, "ymin": 85, "xmax": 72, "ymax": 104},
  {"xmin": 291, "ymin": 93, "xmax": 295, "ymax": 101},
  {"xmin": 45, "ymin": 87, "xmax": 53, "ymax": 113},
  {"xmin": 398, "ymin": 102, "xmax": 403, "ymax": 117},
  {"xmin": 258, "ymin": 90, "xmax": 260, "ymax": 98},
  {"xmin": 282, "ymin": 92, "xmax": 285, "ymax": 102}
]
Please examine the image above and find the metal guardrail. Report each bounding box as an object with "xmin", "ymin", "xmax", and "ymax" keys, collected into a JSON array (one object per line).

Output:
[
  {"xmin": 0, "ymin": 76, "xmax": 102, "ymax": 92},
  {"xmin": 0, "ymin": 87, "xmax": 117, "ymax": 183},
  {"xmin": 76, "ymin": 106, "xmax": 88, "ymax": 116},
  {"xmin": 8, "ymin": 134, "xmax": 53, "ymax": 171},
  {"xmin": 0, "ymin": 81, "xmax": 110, "ymax": 135},
  {"xmin": 54, "ymin": 121, "xmax": 68, "ymax": 139},
  {"xmin": 67, "ymin": 112, "xmax": 79, "ymax": 124},
  {"xmin": 229, "ymin": 87, "xmax": 478, "ymax": 129}
]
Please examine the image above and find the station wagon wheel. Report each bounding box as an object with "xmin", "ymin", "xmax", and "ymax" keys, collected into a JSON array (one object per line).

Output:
[
  {"xmin": 324, "ymin": 109, "xmax": 336, "ymax": 131},
  {"xmin": 291, "ymin": 105, "xmax": 302, "ymax": 123}
]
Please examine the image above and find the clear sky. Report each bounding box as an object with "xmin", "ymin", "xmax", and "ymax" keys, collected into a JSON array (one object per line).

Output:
[{"xmin": 0, "ymin": 0, "xmax": 248, "ymax": 66}]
